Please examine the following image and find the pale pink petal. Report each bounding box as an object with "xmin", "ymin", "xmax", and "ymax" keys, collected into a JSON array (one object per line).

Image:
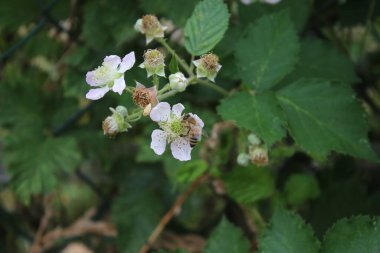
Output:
[
  {"xmin": 189, "ymin": 113, "xmax": 204, "ymax": 128},
  {"xmin": 150, "ymin": 102, "xmax": 171, "ymax": 122},
  {"xmin": 103, "ymin": 55, "xmax": 121, "ymax": 70},
  {"xmin": 151, "ymin": 129, "xmax": 168, "ymax": 155},
  {"xmin": 86, "ymin": 70, "xmax": 102, "ymax": 86},
  {"xmin": 85, "ymin": 87, "xmax": 110, "ymax": 100},
  {"xmin": 119, "ymin": 52, "xmax": 136, "ymax": 73},
  {"xmin": 172, "ymin": 103, "xmax": 185, "ymax": 117},
  {"xmin": 170, "ymin": 137, "xmax": 191, "ymax": 161},
  {"xmin": 112, "ymin": 77, "xmax": 126, "ymax": 95}
]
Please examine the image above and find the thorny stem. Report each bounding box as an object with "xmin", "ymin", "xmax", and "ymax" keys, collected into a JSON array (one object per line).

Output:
[{"xmin": 138, "ymin": 173, "xmax": 209, "ymax": 253}]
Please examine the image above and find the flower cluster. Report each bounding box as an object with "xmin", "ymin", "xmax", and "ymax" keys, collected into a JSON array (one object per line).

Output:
[{"xmin": 237, "ymin": 133, "xmax": 269, "ymax": 167}]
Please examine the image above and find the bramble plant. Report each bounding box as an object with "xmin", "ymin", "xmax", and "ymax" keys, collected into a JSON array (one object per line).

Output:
[{"xmin": 1, "ymin": 0, "xmax": 380, "ymax": 252}]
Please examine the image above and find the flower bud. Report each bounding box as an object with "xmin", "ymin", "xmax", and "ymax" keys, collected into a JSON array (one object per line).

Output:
[
  {"xmin": 139, "ymin": 49, "xmax": 165, "ymax": 77},
  {"xmin": 134, "ymin": 15, "xmax": 167, "ymax": 44},
  {"xmin": 169, "ymin": 72, "xmax": 188, "ymax": 92},
  {"xmin": 249, "ymin": 146, "xmax": 269, "ymax": 167},
  {"xmin": 248, "ymin": 133, "xmax": 261, "ymax": 146},
  {"xmin": 102, "ymin": 106, "xmax": 131, "ymax": 137},
  {"xmin": 132, "ymin": 82, "xmax": 158, "ymax": 116},
  {"xmin": 193, "ymin": 53, "xmax": 222, "ymax": 82},
  {"xmin": 237, "ymin": 153, "xmax": 250, "ymax": 166}
]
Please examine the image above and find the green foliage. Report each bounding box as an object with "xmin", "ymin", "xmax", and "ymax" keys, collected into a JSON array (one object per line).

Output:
[
  {"xmin": 169, "ymin": 55, "xmax": 180, "ymax": 74},
  {"xmin": 0, "ymin": 0, "xmax": 39, "ymax": 30},
  {"xmin": 277, "ymin": 79, "xmax": 378, "ymax": 161},
  {"xmin": 174, "ymin": 160, "xmax": 208, "ymax": 185},
  {"xmin": 259, "ymin": 209, "xmax": 320, "ymax": 253},
  {"xmin": 284, "ymin": 173, "xmax": 320, "ymax": 206},
  {"xmin": 204, "ymin": 217, "xmax": 250, "ymax": 253},
  {"xmin": 235, "ymin": 11, "xmax": 299, "ymax": 91},
  {"xmin": 218, "ymin": 92, "xmax": 285, "ymax": 145},
  {"xmin": 224, "ymin": 166, "xmax": 275, "ymax": 204},
  {"xmin": 184, "ymin": 0, "xmax": 230, "ymax": 55},
  {"xmin": 321, "ymin": 216, "xmax": 380, "ymax": 253}
]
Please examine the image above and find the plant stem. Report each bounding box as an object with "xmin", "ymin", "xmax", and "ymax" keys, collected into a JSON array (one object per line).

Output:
[
  {"xmin": 360, "ymin": 0, "xmax": 377, "ymax": 55},
  {"xmin": 196, "ymin": 79, "xmax": 229, "ymax": 96},
  {"xmin": 158, "ymin": 83, "xmax": 171, "ymax": 95},
  {"xmin": 156, "ymin": 38, "xmax": 193, "ymax": 76},
  {"xmin": 157, "ymin": 90, "xmax": 178, "ymax": 100},
  {"xmin": 153, "ymin": 74, "xmax": 160, "ymax": 89}
]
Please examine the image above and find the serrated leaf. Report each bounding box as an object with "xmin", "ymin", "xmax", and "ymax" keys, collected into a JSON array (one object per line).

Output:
[
  {"xmin": 224, "ymin": 166, "xmax": 275, "ymax": 204},
  {"xmin": 4, "ymin": 136, "xmax": 81, "ymax": 203},
  {"xmin": 284, "ymin": 173, "xmax": 320, "ymax": 206},
  {"xmin": 235, "ymin": 11, "xmax": 299, "ymax": 91},
  {"xmin": 184, "ymin": 0, "xmax": 229, "ymax": 55},
  {"xmin": 204, "ymin": 217, "xmax": 250, "ymax": 253},
  {"xmin": 217, "ymin": 92, "xmax": 285, "ymax": 145},
  {"xmin": 282, "ymin": 38, "xmax": 358, "ymax": 85},
  {"xmin": 322, "ymin": 216, "xmax": 380, "ymax": 253},
  {"xmin": 169, "ymin": 55, "xmax": 180, "ymax": 74},
  {"xmin": 277, "ymin": 79, "xmax": 378, "ymax": 161},
  {"xmin": 259, "ymin": 209, "xmax": 320, "ymax": 253}
]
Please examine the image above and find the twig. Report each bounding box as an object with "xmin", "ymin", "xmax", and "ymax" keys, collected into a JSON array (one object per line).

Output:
[{"xmin": 138, "ymin": 173, "xmax": 209, "ymax": 253}]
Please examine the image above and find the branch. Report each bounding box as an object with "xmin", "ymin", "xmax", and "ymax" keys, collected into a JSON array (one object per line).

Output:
[{"xmin": 138, "ymin": 173, "xmax": 209, "ymax": 253}]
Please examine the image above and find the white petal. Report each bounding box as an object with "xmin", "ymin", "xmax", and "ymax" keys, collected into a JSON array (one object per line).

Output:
[
  {"xmin": 135, "ymin": 81, "xmax": 145, "ymax": 89},
  {"xmin": 150, "ymin": 102, "xmax": 171, "ymax": 122},
  {"xmin": 216, "ymin": 64, "xmax": 222, "ymax": 72},
  {"xmin": 86, "ymin": 70, "xmax": 101, "ymax": 86},
  {"xmin": 172, "ymin": 103, "xmax": 185, "ymax": 117},
  {"xmin": 112, "ymin": 77, "xmax": 126, "ymax": 95},
  {"xmin": 139, "ymin": 62, "xmax": 145, "ymax": 69},
  {"xmin": 151, "ymin": 129, "xmax": 167, "ymax": 155},
  {"xmin": 134, "ymin": 19, "xmax": 144, "ymax": 33},
  {"xmin": 156, "ymin": 65, "xmax": 166, "ymax": 77},
  {"xmin": 85, "ymin": 87, "xmax": 110, "ymax": 100},
  {"xmin": 103, "ymin": 55, "xmax": 121, "ymax": 70},
  {"xmin": 119, "ymin": 52, "xmax": 135, "ymax": 73},
  {"xmin": 146, "ymin": 35, "xmax": 154, "ymax": 45},
  {"xmin": 170, "ymin": 137, "xmax": 191, "ymax": 161},
  {"xmin": 189, "ymin": 113, "xmax": 204, "ymax": 128},
  {"xmin": 192, "ymin": 59, "xmax": 201, "ymax": 67}
]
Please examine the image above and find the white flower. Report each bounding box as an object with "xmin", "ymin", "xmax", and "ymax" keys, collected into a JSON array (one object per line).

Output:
[
  {"xmin": 134, "ymin": 15, "xmax": 167, "ymax": 45},
  {"xmin": 139, "ymin": 49, "xmax": 165, "ymax": 78},
  {"xmin": 149, "ymin": 102, "xmax": 204, "ymax": 161},
  {"xmin": 85, "ymin": 52, "xmax": 135, "ymax": 100},
  {"xmin": 193, "ymin": 53, "xmax": 222, "ymax": 82},
  {"xmin": 169, "ymin": 72, "xmax": 188, "ymax": 92},
  {"xmin": 249, "ymin": 146, "xmax": 269, "ymax": 166},
  {"xmin": 102, "ymin": 106, "xmax": 131, "ymax": 137}
]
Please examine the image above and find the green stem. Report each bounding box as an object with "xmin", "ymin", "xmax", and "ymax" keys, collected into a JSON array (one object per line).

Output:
[
  {"xmin": 157, "ymin": 90, "xmax": 178, "ymax": 100},
  {"xmin": 196, "ymin": 79, "xmax": 229, "ymax": 96},
  {"xmin": 158, "ymin": 83, "xmax": 171, "ymax": 95},
  {"xmin": 156, "ymin": 38, "xmax": 193, "ymax": 76},
  {"xmin": 153, "ymin": 75, "xmax": 160, "ymax": 89},
  {"xmin": 128, "ymin": 110, "xmax": 143, "ymax": 120},
  {"xmin": 360, "ymin": 0, "xmax": 377, "ymax": 55}
]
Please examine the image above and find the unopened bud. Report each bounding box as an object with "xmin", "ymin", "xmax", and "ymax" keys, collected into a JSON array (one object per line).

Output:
[
  {"xmin": 193, "ymin": 53, "xmax": 222, "ymax": 82},
  {"xmin": 249, "ymin": 146, "xmax": 269, "ymax": 167},
  {"xmin": 132, "ymin": 82, "xmax": 158, "ymax": 115},
  {"xmin": 134, "ymin": 15, "xmax": 167, "ymax": 44},
  {"xmin": 237, "ymin": 153, "xmax": 250, "ymax": 166},
  {"xmin": 169, "ymin": 72, "xmax": 188, "ymax": 92},
  {"xmin": 248, "ymin": 133, "xmax": 261, "ymax": 146},
  {"xmin": 102, "ymin": 106, "xmax": 131, "ymax": 137},
  {"xmin": 139, "ymin": 49, "xmax": 165, "ymax": 77}
]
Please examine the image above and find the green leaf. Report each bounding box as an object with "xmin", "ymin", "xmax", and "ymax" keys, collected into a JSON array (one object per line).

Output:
[
  {"xmin": 184, "ymin": 0, "xmax": 230, "ymax": 55},
  {"xmin": 4, "ymin": 136, "xmax": 81, "ymax": 203},
  {"xmin": 235, "ymin": 11, "xmax": 299, "ymax": 91},
  {"xmin": 282, "ymin": 38, "xmax": 358, "ymax": 85},
  {"xmin": 284, "ymin": 173, "xmax": 320, "ymax": 206},
  {"xmin": 204, "ymin": 218, "xmax": 250, "ymax": 253},
  {"xmin": 259, "ymin": 209, "xmax": 320, "ymax": 253},
  {"xmin": 175, "ymin": 160, "xmax": 208, "ymax": 185},
  {"xmin": 224, "ymin": 166, "xmax": 275, "ymax": 204},
  {"xmin": 322, "ymin": 216, "xmax": 380, "ymax": 253},
  {"xmin": 277, "ymin": 79, "xmax": 378, "ymax": 161},
  {"xmin": 169, "ymin": 55, "xmax": 180, "ymax": 74},
  {"xmin": 217, "ymin": 92, "xmax": 286, "ymax": 145}
]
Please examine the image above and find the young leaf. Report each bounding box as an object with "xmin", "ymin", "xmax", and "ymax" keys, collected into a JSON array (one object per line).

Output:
[
  {"xmin": 184, "ymin": 0, "xmax": 230, "ymax": 55},
  {"xmin": 322, "ymin": 216, "xmax": 380, "ymax": 253},
  {"xmin": 204, "ymin": 218, "xmax": 250, "ymax": 253},
  {"xmin": 277, "ymin": 79, "xmax": 378, "ymax": 161},
  {"xmin": 224, "ymin": 166, "xmax": 275, "ymax": 204},
  {"xmin": 284, "ymin": 173, "xmax": 320, "ymax": 206},
  {"xmin": 259, "ymin": 209, "xmax": 320, "ymax": 253},
  {"xmin": 169, "ymin": 55, "xmax": 180, "ymax": 74},
  {"xmin": 235, "ymin": 11, "xmax": 299, "ymax": 91},
  {"xmin": 217, "ymin": 91, "xmax": 286, "ymax": 145}
]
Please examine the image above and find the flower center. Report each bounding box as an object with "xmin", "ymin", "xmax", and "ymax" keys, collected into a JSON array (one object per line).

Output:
[
  {"xmin": 94, "ymin": 65, "xmax": 117, "ymax": 85},
  {"xmin": 201, "ymin": 53, "xmax": 219, "ymax": 71},
  {"xmin": 142, "ymin": 15, "xmax": 160, "ymax": 32},
  {"xmin": 144, "ymin": 49, "xmax": 164, "ymax": 68},
  {"xmin": 170, "ymin": 120, "xmax": 183, "ymax": 135}
]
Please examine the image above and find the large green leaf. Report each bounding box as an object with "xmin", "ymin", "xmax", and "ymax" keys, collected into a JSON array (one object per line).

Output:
[
  {"xmin": 204, "ymin": 218, "xmax": 250, "ymax": 253},
  {"xmin": 224, "ymin": 166, "xmax": 275, "ymax": 204},
  {"xmin": 277, "ymin": 79, "xmax": 378, "ymax": 161},
  {"xmin": 217, "ymin": 91, "xmax": 285, "ymax": 145},
  {"xmin": 322, "ymin": 216, "xmax": 380, "ymax": 253},
  {"xmin": 4, "ymin": 136, "xmax": 81, "ymax": 203},
  {"xmin": 184, "ymin": 0, "xmax": 230, "ymax": 55},
  {"xmin": 282, "ymin": 38, "xmax": 358, "ymax": 85},
  {"xmin": 284, "ymin": 173, "xmax": 320, "ymax": 206},
  {"xmin": 259, "ymin": 209, "xmax": 320, "ymax": 253},
  {"xmin": 235, "ymin": 11, "xmax": 299, "ymax": 91}
]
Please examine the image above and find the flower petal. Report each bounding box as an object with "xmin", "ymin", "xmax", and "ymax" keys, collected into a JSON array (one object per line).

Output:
[
  {"xmin": 189, "ymin": 113, "xmax": 204, "ymax": 128},
  {"xmin": 172, "ymin": 103, "xmax": 185, "ymax": 117},
  {"xmin": 134, "ymin": 19, "xmax": 144, "ymax": 33},
  {"xmin": 192, "ymin": 59, "xmax": 201, "ymax": 67},
  {"xmin": 150, "ymin": 102, "xmax": 171, "ymax": 122},
  {"xmin": 151, "ymin": 129, "xmax": 168, "ymax": 155},
  {"xmin": 85, "ymin": 87, "xmax": 110, "ymax": 100},
  {"xmin": 119, "ymin": 52, "xmax": 136, "ymax": 73},
  {"xmin": 86, "ymin": 70, "xmax": 102, "ymax": 86},
  {"xmin": 103, "ymin": 55, "xmax": 121, "ymax": 70},
  {"xmin": 170, "ymin": 137, "xmax": 191, "ymax": 161},
  {"xmin": 112, "ymin": 76, "xmax": 126, "ymax": 95}
]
